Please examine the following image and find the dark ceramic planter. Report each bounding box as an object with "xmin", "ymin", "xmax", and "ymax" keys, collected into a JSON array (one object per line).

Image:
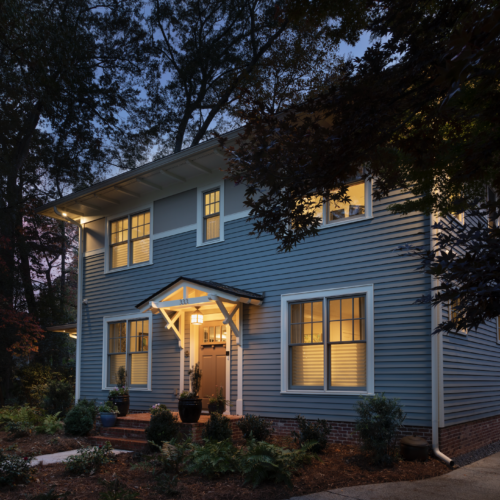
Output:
[
  {"xmin": 178, "ymin": 398, "xmax": 202, "ymax": 423},
  {"xmin": 108, "ymin": 394, "xmax": 130, "ymax": 417},
  {"xmin": 208, "ymin": 402, "xmax": 225, "ymax": 415},
  {"xmin": 100, "ymin": 412, "xmax": 117, "ymax": 427}
]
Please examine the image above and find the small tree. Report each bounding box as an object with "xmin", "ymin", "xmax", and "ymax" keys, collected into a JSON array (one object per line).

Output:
[{"xmin": 355, "ymin": 393, "xmax": 406, "ymax": 465}]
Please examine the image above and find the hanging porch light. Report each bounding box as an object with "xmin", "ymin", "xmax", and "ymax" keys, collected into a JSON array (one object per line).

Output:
[{"xmin": 191, "ymin": 307, "xmax": 204, "ymax": 325}]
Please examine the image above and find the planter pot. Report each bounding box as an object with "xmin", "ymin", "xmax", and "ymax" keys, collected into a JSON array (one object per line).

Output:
[
  {"xmin": 100, "ymin": 412, "xmax": 117, "ymax": 428},
  {"xmin": 207, "ymin": 402, "xmax": 225, "ymax": 415},
  {"xmin": 178, "ymin": 398, "xmax": 202, "ymax": 423},
  {"xmin": 108, "ymin": 394, "xmax": 130, "ymax": 417}
]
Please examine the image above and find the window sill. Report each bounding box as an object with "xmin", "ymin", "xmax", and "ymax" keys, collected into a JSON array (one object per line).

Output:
[
  {"xmin": 104, "ymin": 260, "xmax": 153, "ymax": 275},
  {"xmin": 281, "ymin": 390, "xmax": 373, "ymax": 396},
  {"xmin": 196, "ymin": 238, "xmax": 225, "ymax": 248},
  {"xmin": 102, "ymin": 387, "xmax": 152, "ymax": 392},
  {"xmin": 317, "ymin": 216, "xmax": 373, "ymax": 231}
]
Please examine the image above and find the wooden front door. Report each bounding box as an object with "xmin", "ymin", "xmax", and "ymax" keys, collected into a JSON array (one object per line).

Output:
[{"xmin": 199, "ymin": 321, "xmax": 227, "ymax": 411}]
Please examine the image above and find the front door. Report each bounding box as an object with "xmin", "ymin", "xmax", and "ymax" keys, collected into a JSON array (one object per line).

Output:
[{"xmin": 199, "ymin": 321, "xmax": 227, "ymax": 411}]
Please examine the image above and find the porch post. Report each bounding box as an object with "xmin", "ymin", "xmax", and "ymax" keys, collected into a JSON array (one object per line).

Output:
[
  {"xmin": 236, "ymin": 304, "xmax": 243, "ymax": 415},
  {"xmin": 179, "ymin": 312, "xmax": 185, "ymax": 394}
]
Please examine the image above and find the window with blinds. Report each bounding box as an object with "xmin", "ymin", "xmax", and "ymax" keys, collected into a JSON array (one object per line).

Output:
[
  {"xmin": 203, "ymin": 189, "xmax": 220, "ymax": 241},
  {"xmin": 289, "ymin": 295, "xmax": 367, "ymax": 391},
  {"xmin": 110, "ymin": 210, "xmax": 150, "ymax": 269},
  {"xmin": 107, "ymin": 318, "xmax": 150, "ymax": 388}
]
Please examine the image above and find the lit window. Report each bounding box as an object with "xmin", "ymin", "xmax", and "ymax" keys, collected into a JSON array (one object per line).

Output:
[
  {"xmin": 203, "ymin": 189, "xmax": 220, "ymax": 241},
  {"xmin": 110, "ymin": 210, "xmax": 150, "ymax": 269},
  {"xmin": 449, "ymin": 298, "xmax": 467, "ymax": 334},
  {"xmin": 108, "ymin": 319, "xmax": 149, "ymax": 387},
  {"xmin": 289, "ymin": 296, "xmax": 367, "ymax": 391},
  {"xmin": 487, "ymin": 187, "xmax": 498, "ymax": 229}
]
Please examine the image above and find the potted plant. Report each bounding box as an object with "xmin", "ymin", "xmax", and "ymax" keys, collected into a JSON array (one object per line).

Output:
[
  {"xmin": 150, "ymin": 403, "xmax": 168, "ymax": 416},
  {"xmin": 98, "ymin": 401, "xmax": 120, "ymax": 427},
  {"xmin": 108, "ymin": 366, "xmax": 129, "ymax": 417},
  {"xmin": 207, "ymin": 385, "xmax": 231, "ymax": 414},
  {"xmin": 178, "ymin": 363, "xmax": 202, "ymax": 423}
]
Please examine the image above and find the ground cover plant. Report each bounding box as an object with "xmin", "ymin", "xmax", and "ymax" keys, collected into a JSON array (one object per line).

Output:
[
  {"xmin": 202, "ymin": 412, "xmax": 232, "ymax": 442},
  {"xmin": 355, "ymin": 393, "xmax": 406, "ymax": 465},
  {"xmin": 36, "ymin": 413, "xmax": 64, "ymax": 435},
  {"xmin": 237, "ymin": 414, "xmax": 273, "ymax": 442},
  {"xmin": 145, "ymin": 409, "xmax": 179, "ymax": 446},
  {"xmin": 292, "ymin": 415, "xmax": 330, "ymax": 453},
  {"xmin": 64, "ymin": 441, "xmax": 115, "ymax": 476},
  {"xmin": 186, "ymin": 439, "xmax": 239, "ymax": 478},
  {"xmin": 0, "ymin": 448, "xmax": 33, "ymax": 486}
]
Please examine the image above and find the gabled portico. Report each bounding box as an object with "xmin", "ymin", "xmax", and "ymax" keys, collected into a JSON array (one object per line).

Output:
[{"xmin": 136, "ymin": 277, "xmax": 263, "ymax": 414}]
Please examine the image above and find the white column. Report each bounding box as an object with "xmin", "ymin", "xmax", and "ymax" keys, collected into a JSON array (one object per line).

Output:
[{"xmin": 236, "ymin": 304, "xmax": 243, "ymax": 415}]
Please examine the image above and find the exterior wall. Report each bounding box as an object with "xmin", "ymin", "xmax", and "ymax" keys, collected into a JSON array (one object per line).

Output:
[
  {"xmin": 80, "ymin": 185, "xmax": 433, "ymax": 425},
  {"xmin": 154, "ymin": 189, "xmax": 197, "ymax": 234},
  {"xmin": 224, "ymin": 179, "xmax": 247, "ymax": 215},
  {"xmin": 84, "ymin": 218, "xmax": 105, "ymax": 252}
]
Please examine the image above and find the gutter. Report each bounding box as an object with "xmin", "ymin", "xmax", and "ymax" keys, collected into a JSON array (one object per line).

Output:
[
  {"xmin": 54, "ymin": 207, "xmax": 83, "ymax": 403},
  {"xmin": 430, "ymin": 212, "xmax": 454, "ymax": 466}
]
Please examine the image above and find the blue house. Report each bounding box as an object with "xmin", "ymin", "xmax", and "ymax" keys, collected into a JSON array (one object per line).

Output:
[{"xmin": 38, "ymin": 132, "xmax": 500, "ymax": 461}]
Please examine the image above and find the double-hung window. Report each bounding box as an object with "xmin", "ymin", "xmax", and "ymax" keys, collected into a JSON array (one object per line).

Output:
[
  {"xmin": 106, "ymin": 316, "xmax": 151, "ymax": 389},
  {"xmin": 203, "ymin": 189, "xmax": 220, "ymax": 241},
  {"xmin": 282, "ymin": 286, "xmax": 374, "ymax": 394},
  {"xmin": 110, "ymin": 210, "xmax": 150, "ymax": 270},
  {"xmin": 449, "ymin": 298, "xmax": 467, "ymax": 335}
]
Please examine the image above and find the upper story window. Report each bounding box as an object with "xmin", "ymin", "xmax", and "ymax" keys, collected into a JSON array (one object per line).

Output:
[
  {"xmin": 281, "ymin": 285, "xmax": 374, "ymax": 395},
  {"xmin": 110, "ymin": 210, "xmax": 150, "ymax": 270},
  {"xmin": 306, "ymin": 176, "xmax": 371, "ymax": 228},
  {"xmin": 449, "ymin": 298, "xmax": 467, "ymax": 335},
  {"xmin": 487, "ymin": 187, "xmax": 498, "ymax": 229},
  {"xmin": 204, "ymin": 189, "xmax": 220, "ymax": 241}
]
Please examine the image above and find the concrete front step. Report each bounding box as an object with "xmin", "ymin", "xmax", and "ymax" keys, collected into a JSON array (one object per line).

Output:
[
  {"xmin": 89, "ymin": 435, "xmax": 149, "ymax": 452},
  {"xmin": 100, "ymin": 426, "xmax": 146, "ymax": 440}
]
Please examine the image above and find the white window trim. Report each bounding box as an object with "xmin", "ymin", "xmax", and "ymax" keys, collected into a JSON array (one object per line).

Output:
[
  {"xmin": 448, "ymin": 301, "xmax": 467, "ymax": 336},
  {"xmin": 497, "ymin": 316, "xmax": 500, "ymax": 345},
  {"xmin": 196, "ymin": 181, "xmax": 225, "ymax": 247},
  {"xmin": 104, "ymin": 203, "xmax": 154, "ymax": 274},
  {"xmin": 314, "ymin": 177, "xmax": 373, "ymax": 231},
  {"xmin": 102, "ymin": 312, "xmax": 153, "ymax": 391},
  {"xmin": 280, "ymin": 284, "xmax": 375, "ymax": 396}
]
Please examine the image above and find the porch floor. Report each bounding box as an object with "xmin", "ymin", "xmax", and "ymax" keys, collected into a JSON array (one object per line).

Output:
[{"xmin": 118, "ymin": 412, "xmax": 242, "ymax": 424}]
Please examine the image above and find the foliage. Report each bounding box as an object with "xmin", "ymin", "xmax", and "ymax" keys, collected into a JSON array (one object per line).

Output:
[
  {"xmin": 42, "ymin": 380, "xmax": 74, "ymax": 417},
  {"xmin": 0, "ymin": 448, "xmax": 33, "ymax": 486},
  {"xmin": 239, "ymin": 438, "xmax": 314, "ymax": 488},
  {"xmin": 64, "ymin": 400, "xmax": 96, "ymax": 436},
  {"xmin": 0, "ymin": 405, "xmax": 45, "ymax": 428},
  {"xmin": 13, "ymin": 363, "xmax": 54, "ymax": 405},
  {"xmin": 355, "ymin": 393, "xmax": 406, "ymax": 465},
  {"xmin": 98, "ymin": 479, "xmax": 139, "ymax": 500},
  {"xmin": 36, "ymin": 413, "xmax": 64, "ymax": 435},
  {"xmin": 154, "ymin": 473, "xmax": 179, "ymax": 496},
  {"xmin": 158, "ymin": 437, "xmax": 194, "ymax": 474},
  {"xmin": 179, "ymin": 391, "xmax": 195, "ymax": 399},
  {"xmin": 64, "ymin": 441, "xmax": 115, "ymax": 475},
  {"xmin": 186, "ymin": 439, "xmax": 239, "ymax": 479},
  {"xmin": 188, "ymin": 363, "xmax": 202, "ymax": 397},
  {"xmin": 109, "ymin": 386, "xmax": 128, "ymax": 397},
  {"xmin": 150, "ymin": 403, "xmax": 169, "ymax": 416},
  {"xmin": 98, "ymin": 401, "xmax": 120, "ymax": 415},
  {"xmin": 237, "ymin": 414, "xmax": 273, "ymax": 442},
  {"xmin": 202, "ymin": 412, "xmax": 233, "ymax": 442},
  {"xmin": 292, "ymin": 415, "xmax": 330, "ymax": 453},
  {"xmin": 6, "ymin": 420, "xmax": 35, "ymax": 438},
  {"xmin": 116, "ymin": 367, "xmax": 128, "ymax": 389},
  {"xmin": 29, "ymin": 488, "xmax": 70, "ymax": 499},
  {"xmin": 145, "ymin": 409, "xmax": 179, "ymax": 446},
  {"xmin": 207, "ymin": 385, "xmax": 230, "ymax": 407}
]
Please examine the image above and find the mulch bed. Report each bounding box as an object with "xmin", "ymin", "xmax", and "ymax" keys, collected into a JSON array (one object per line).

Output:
[
  {"xmin": 0, "ymin": 442, "xmax": 450, "ymax": 500},
  {"xmin": 0, "ymin": 430, "xmax": 91, "ymax": 457}
]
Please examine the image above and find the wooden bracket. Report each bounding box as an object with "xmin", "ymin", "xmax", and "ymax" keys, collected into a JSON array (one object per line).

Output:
[
  {"xmin": 159, "ymin": 308, "xmax": 183, "ymax": 348},
  {"xmin": 213, "ymin": 296, "xmax": 241, "ymax": 345}
]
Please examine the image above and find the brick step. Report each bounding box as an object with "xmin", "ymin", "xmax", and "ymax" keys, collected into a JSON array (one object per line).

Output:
[
  {"xmin": 89, "ymin": 435, "xmax": 149, "ymax": 452},
  {"xmin": 100, "ymin": 426, "xmax": 146, "ymax": 440},
  {"xmin": 114, "ymin": 418, "xmax": 149, "ymax": 429}
]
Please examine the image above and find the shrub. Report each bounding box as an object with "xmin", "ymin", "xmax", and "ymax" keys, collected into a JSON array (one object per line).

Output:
[
  {"xmin": 159, "ymin": 437, "xmax": 193, "ymax": 474},
  {"xmin": 238, "ymin": 439, "xmax": 314, "ymax": 488},
  {"xmin": 154, "ymin": 473, "xmax": 179, "ymax": 496},
  {"xmin": 42, "ymin": 380, "xmax": 74, "ymax": 417},
  {"xmin": 202, "ymin": 412, "xmax": 232, "ymax": 442},
  {"xmin": 237, "ymin": 414, "xmax": 273, "ymax": 442},
  {"xmin": 64, "ymin": 400, "xmax": 96, "ymax": 436},
  {"xmin": 355, "ymin": 393, "xmax": 406, "ymax": 465},
  {"xmin": 1, "ymin": 405, "xmax": 46, "ymax": 428},
  {"xmin": 150, "ymin": 403, "xmax": 168, "ymax": 416},
  {"xmin": 64, "ymin": 441, "xmax": 115, "ymax": 475},
  {"xmin": 145, "ymin": 409, "xmax": 179, "ymax": 446},
  {"xmin": 14, "ymin": 363, "xmax": 54, "ymax": 405},
  {"xmin": 292, "ymin": 415, "xmax": 330, "ymax": 453},
  {"xmin": 6, "ymin": 420, "xmax": 35, "ymax": 438},
  {"xmin": 36, "ymin": 413, "xmax": 64, "ymax": 435},
  {"xmin": 98, "ymin": 479, "xmax": 139, "ymax": 500},
  {"xmin": 97, "ymin": 401, "xmax": 119, "ymax": 414},
  {"xmin": 186, "ymin": 439, "xmax": 238, "ymax": 478},
  {"xmin": 0, "ymin": 448, "xmax": 33, "ymax": 486}
]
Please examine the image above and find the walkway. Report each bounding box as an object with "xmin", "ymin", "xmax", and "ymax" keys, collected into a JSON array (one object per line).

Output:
[{"xmin": 290, "ymin": 452, "xmax": 500, "ymax": 500}]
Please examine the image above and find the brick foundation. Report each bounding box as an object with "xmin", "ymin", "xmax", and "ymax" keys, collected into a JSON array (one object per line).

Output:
[
  {"xmin": 265, "ymin": 416, "xmax": 432, "ymax": 447},
  {"xmin": 439, "ymin": 414, "xmax": 500, "ymax": 457}
]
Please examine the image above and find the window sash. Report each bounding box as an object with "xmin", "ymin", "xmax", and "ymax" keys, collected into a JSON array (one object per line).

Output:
[
  {"xmin": 109, "ymin": 211, "xmax": 150, "ymax": 269},
  {"xmin": 107, "ymin": 319, "xmax": 149, "ymax": 388},
  {"xmin": 288, "ymin": 296, "xmax": 367, "ymax": 391},
  {"xmin": 203, "ymin": 189, "xmax": 220, "ymax": 241}
]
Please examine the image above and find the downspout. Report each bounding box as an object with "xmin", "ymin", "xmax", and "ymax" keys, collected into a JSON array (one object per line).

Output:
[
  {"xmin": 430, "ymin": 212, "xmax": 454, "ymax": 466},
  {"xmin": 54, "ymin": 208, "xmax": 83, "ymax": 403}
]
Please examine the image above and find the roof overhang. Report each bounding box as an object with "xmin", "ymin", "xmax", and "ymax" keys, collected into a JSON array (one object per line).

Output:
[
  {"xmin": 36, "ymin": 129, "xmax": 242, "ymax": 222},
  {"xmin": 46, "ymin": 323, "xmax": 77, "ymax": 339}
]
